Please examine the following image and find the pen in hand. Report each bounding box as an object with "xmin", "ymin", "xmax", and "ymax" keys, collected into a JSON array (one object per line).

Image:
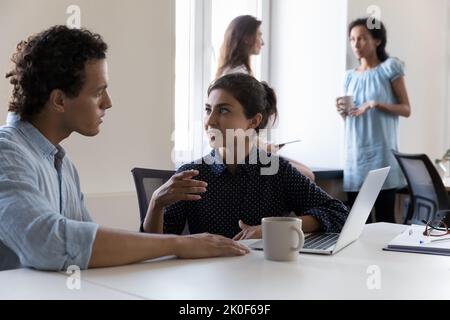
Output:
[{"xmin": 275, "ymin": 139, "xmax": 301, "ymax": 149}]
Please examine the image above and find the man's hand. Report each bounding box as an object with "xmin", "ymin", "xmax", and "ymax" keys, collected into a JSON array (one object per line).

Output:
[
  {"xmin": 232, "ymin": 220, "xmax": 262, "ymax": 240},
  {"xmin": 175, "ymin": 233, "xmax": 250, "ymax": 258}
]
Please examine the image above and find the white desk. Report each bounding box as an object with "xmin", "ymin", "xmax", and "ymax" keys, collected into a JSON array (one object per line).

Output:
[
  {"xmin": 1, "ymin": 223, "xmax": 450, "ymax": 299},
  {"xmin": 0, "ymin": 268, "xmax": 141, "ymax": 300},
  {"xmin": 80, "ymin": 223, "xmax": 450, "ymax": 299}
]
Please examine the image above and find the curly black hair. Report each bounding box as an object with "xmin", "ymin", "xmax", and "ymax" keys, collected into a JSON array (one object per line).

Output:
[{"xmin": 6, "ymin": 25, "xmax": 108, "ymax": 120}]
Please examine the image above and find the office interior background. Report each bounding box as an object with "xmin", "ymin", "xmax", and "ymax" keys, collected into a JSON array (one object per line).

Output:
[{"xmin": 0, "ymin": 0, "xmax": 448, "ymax": 230}]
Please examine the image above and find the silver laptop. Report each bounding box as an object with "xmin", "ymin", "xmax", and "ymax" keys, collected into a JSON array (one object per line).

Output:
[{"xmin": 250, "ymin": 167, "xmax": 390, "ymax": 255}]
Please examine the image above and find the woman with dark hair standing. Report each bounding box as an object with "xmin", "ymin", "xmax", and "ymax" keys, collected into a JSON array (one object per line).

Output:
[
  {"xmin": 216, "ymin": 15, "xmax": 263, "ymax": 79},
  {"xmin": 336, "ymin": 17, "xmax": 411, "ymax": 223},
  {"xmin": 144, "ymin": 74, "xmax": 348, "ymax": 240}
]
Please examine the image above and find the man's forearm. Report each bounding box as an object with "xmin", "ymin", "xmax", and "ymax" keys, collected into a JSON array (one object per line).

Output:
[{"xmin": 88, "ymin": 227, "xmax": 179, "ymax": 268}]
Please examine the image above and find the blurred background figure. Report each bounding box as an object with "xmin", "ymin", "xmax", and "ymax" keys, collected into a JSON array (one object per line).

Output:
[
  {"xmin": 336, "ymin": 17, "xmax": 411, "ymax": 223},
  {"xmin": 216, "ymin": 15, "xmax": 263, "ymax": 79},
  {"xmin": 215, "ymin": 15, "xmax": 315, "ymax": 181}
]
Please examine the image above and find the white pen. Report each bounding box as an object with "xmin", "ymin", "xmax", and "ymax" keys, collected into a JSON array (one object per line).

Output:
[{"xmin": 276, "ymin": 139, "xmax": 301, "ymax": 149}]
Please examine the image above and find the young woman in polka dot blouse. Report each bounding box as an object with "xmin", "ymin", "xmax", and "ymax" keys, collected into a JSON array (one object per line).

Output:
[{"xmin": 143, "ymin": 74, "xmax": 349, "ymax": 239}]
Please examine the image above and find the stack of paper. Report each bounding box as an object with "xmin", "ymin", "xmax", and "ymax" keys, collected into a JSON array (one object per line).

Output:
[{"xmin": 383, "ymin": 225, "xmax": 450, "ymax": 256}]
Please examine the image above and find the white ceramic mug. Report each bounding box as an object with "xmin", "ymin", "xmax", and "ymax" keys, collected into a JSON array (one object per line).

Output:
[
  {"xmin": 262, "ymin": 217, "xmax": 305, "ymax": 261},
  {"xmin": 337, "ymin": 95, "xmax": 355, "ymax": 113}
]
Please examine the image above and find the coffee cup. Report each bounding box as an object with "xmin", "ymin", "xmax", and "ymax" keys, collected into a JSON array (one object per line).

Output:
[
  {"xmin": 337, "ymin": 95, "xmax": 355, "ymax": 114},
  {"xmin": 262, "ymin": 217, "xmax": 304, "ymax": 261}
]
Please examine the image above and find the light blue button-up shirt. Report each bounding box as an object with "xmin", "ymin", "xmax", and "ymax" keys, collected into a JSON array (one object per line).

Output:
[{"xmin": 0, "ymin": 113, "xmax": 98, "ymax": 271}]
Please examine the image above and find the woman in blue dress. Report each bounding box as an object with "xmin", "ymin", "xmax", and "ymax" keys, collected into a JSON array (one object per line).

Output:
[{"xmin": 336, "ymin": 17, "xmax": 411, "ymax": 223}]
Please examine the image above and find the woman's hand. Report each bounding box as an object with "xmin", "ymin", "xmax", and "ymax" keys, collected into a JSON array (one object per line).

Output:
[
  {"xmin": 143, "ymin": 170, "xmax": 206, "ymax": 234},
  {"xmin": 151, "ymin": 170, "xmax": 207, "ymax": 211},
  {"xmin": 257, "ymin": 139, "xmax": 281, "ymax": 154},
  {"xmin": 232, "ymin": 220, "xmax": 262, "ymax": 240},
  {"xmin": 349, "ymin": 101, "xmax": 377, "ymax": 117}
]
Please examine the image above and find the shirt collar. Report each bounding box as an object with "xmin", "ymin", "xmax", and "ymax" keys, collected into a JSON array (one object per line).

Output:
[
  {"xmin": 6, "ymin": 112, "xmax": 65, "ymax": 159},
  {"xmin": 205, "ymin": 147, "xmax": 268, "ymax": 176},
  {"xmin": 204, "ymin": 150, "xmax": 227, "ymax": 175}
]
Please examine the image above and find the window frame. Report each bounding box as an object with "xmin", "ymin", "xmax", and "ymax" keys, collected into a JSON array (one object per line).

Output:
[{"xmin": 174, "ymin": 0, "xmax": 271, "ymax": 166}]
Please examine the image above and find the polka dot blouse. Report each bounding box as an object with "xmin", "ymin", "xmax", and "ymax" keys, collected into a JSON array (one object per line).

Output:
[{"xmin": 164, "ymin": 149, "xmax": 349, "ymax": 239}]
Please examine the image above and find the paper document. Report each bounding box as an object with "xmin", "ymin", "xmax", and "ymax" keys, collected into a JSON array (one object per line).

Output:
[{"xmin": 384, "ymin": 225, "xmax": 450, "ymax": 256}]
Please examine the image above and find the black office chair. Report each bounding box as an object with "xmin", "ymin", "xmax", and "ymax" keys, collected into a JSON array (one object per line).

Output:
[
  {"xmin": 131, "ymin": 168, "xmax": 176, "ymax": 228},
  {"xmin": 392, "ymin": 151, "xmax": 450, "ymax": 225}
]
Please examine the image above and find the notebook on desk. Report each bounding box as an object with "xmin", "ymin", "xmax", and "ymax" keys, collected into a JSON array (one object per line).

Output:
[
  {"xmin": 250, "ymin": 167, "xmax": 390, "ymax": 255},
  {"xmin": 383, "ymin": 225, "xmax": 450, "ymax": 256}
]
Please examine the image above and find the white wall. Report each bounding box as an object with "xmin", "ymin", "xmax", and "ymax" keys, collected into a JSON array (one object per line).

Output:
[
  {"xmin": 269, "ymin": 0, "xmax": 348, "ymax": 168},
  {"xmin": 0, "ymin": 0, "xmax": 175, "ymax": 229},
  {"xmin": 270, "ymin": 0, "xmax": 450, "ymax": 168},
  {"xmin": 347, "ymin": 0, "xmax": 449, "ymax": 161}
]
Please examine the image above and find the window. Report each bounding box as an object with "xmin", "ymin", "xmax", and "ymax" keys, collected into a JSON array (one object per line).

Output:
[{"xmin": 174, "ymin": 0, "xmax": 269, "ymax": 167}]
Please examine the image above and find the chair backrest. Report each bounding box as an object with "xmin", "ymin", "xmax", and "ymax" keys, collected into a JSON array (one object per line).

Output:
[
  {"xmin": 131, "ymin": 168, "xmax": 175, "ymax": 224},
  {"xmin": 392, "ymin": 150, "xmax": 450, "ymax": 224}
]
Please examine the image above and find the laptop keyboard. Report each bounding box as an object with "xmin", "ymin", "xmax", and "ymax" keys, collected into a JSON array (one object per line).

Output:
[{"xmin": 303, "ymin": 233, "xmax": 339, "ymax": 250}]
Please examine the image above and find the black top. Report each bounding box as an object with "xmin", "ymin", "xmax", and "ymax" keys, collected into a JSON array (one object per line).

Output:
[{"xmin": 164, "ymin": 149, "xmax": 349, "ymax": 238}]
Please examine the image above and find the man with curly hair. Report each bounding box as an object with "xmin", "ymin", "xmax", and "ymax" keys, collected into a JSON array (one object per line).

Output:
[{"xmin": 0, "ymin": 25, "xmax": 248, "ymax": 271}]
